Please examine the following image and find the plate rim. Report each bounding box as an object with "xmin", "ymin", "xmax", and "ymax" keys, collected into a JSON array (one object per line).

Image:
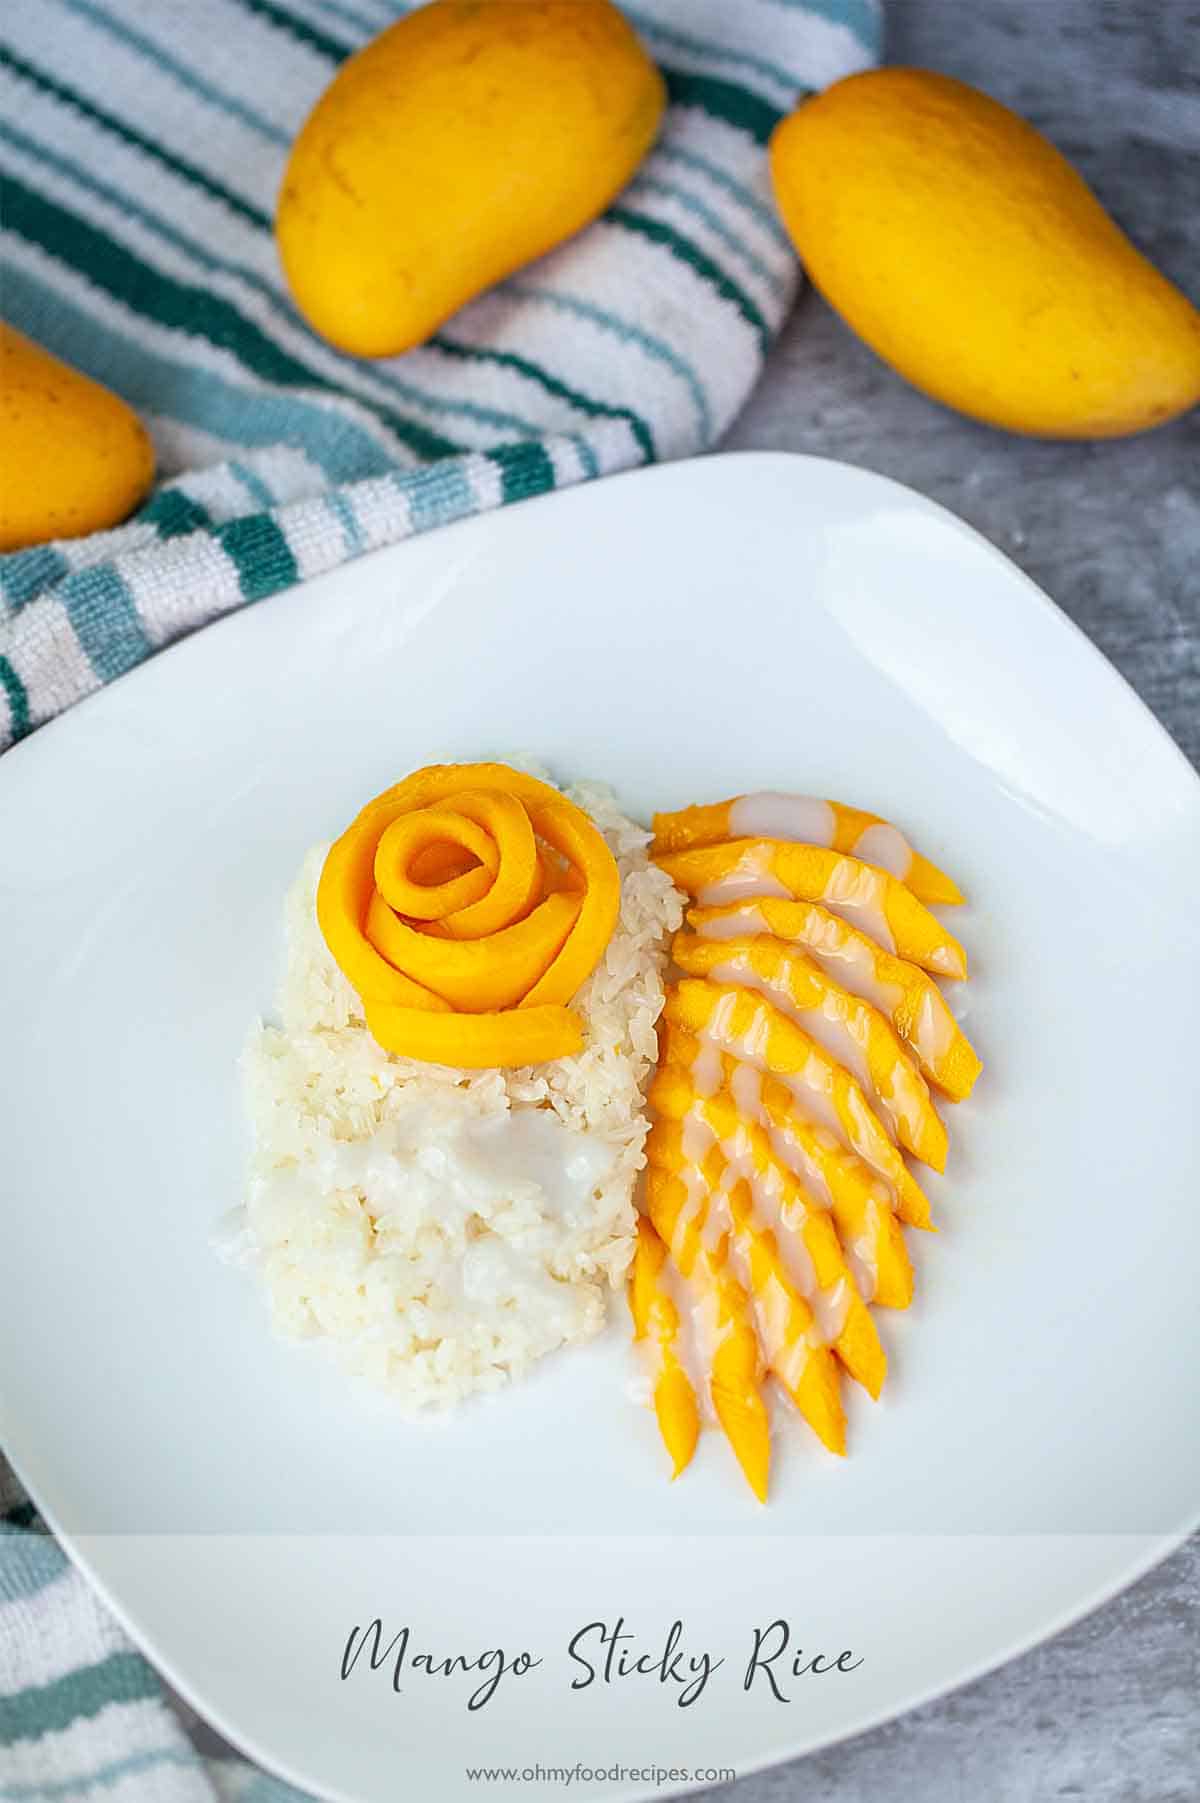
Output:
[{"xmin": 4, "ymin": 451, "xmax": 1198, "ymax": 803}]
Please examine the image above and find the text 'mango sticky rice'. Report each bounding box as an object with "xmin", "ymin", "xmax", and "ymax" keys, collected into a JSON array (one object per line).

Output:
[{"xmin": 237, "ymin": 763, "xmax": 682, "ymax": 1410}]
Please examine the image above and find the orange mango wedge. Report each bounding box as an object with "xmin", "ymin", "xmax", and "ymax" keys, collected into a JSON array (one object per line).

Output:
[
  {"xmin": 629, "ymin": 1217, "xmax": 701, "ymax": 1481},
  {"xmin": 653, "ymin": 1035, "xmax": 915, "ymax": 1309},
  {"xmin": 643, "ymin": 1165, "xmax": 772, "ymax": 1502},
  {"xmin": 672, "ymin": 930, "xmax": 947, "ymax": 1169},
  {"xmin": 645, "ymin": 1124, "xmax": 846, "ymax": 1453},
  {"xmin": 688, "ymin": 896, "xmax": 981, "ymax": 1101},
  {"xmin": 655, "ymin": 838, "xmax": 967, "ymax": 980},
  {"xmin": 664, "ymin": 980, "xmax": 934, "ymax": 1231},
  {"xmin": 644, "ymin": 1094, "xmax": 886, "ymax": 1401},
  {"xmin": 652, "ymin": 791, "xmax": 965, "ymax": 906}
]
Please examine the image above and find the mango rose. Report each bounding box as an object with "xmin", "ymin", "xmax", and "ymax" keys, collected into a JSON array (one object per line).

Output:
[{"xmin": 317, "ymin": 764, "xmax": 620, "ymax": 1068}]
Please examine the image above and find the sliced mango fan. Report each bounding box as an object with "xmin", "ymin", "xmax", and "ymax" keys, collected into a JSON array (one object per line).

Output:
[{"xmin": 634, "ymin": 791, "xmax": 981, "ymax": 1502}]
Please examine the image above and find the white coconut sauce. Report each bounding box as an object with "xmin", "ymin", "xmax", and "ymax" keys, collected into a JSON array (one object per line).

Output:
[
  {"xmin": 250, "ymin": 1106, "xmax": 617, "ymax": 1262},
  {"xmin": 690, "ymin": 1036, "xmax": 725, "ymax": 1098},
  {"xmin": 851, "ymin": 821, "xmax": 913, "ymax": 878},
  {"xmin": 693, "ymin": 903, "xmax": 770, "ymax": 941},
  {"xmin": 729, "ymin": 793, "xmax": 836, "ymax": 846}
]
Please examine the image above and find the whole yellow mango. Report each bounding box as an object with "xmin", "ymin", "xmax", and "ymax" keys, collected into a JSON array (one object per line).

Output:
[
  {"xmin": 277, "ymin": 0, "xmax": 665, "ymax": 358},
  {"xmin": 0, "ymin": 325, "xmax": 155, "ymax": 551},
  {"xmin": 769, "ymin": 69, "xmax": 1200, "ymax": 438}
]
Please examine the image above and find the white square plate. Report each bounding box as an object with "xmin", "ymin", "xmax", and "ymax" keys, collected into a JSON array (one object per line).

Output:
[{"xmin": 2, "ymin": 454, "xmax": 1197, "ymax": 1800}]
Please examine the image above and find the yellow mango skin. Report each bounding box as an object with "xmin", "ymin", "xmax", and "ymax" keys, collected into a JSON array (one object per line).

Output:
[
  {"xmin": 769, "ymin": 70, "xmax": 1200, "ymax": 439},
  {"xmin": 0, "ymin": 325, "xmax": 154, "ymax": 551},
  {"xmin": 277, "ymin": 0, "xmax": 666, "ymax": 358}
]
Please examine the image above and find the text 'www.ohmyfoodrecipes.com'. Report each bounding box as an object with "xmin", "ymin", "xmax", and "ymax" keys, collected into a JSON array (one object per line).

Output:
[{"xmin": 464, "ymin": 1765, "xmax": 737, "ymax": 1788}]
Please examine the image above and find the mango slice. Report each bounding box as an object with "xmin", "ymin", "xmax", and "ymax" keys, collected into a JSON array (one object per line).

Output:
[
  {"xmin": 648, "ymin": 1135, "xmax": 859, "ymax": 1437},
  {"xmin": 317, "ymin": 763, "xmax": 620, "ymax": 1067},
  {"xmin": 688, "ymin": 896, "xmax": 981, "ymax": 1101},
  {"xmin": 656, "ymin": 839, "xmax": 967, "ymax": 980},
  {"xmin": 644, "ymin": 1093, "xmax": 886, "ymax": 1401},
  {"xmin": 664, "ymin": 980, "xmax": 933, "ymax": 1232},
  {"xmin": 652, "ymin": 792, "xmax": 964, "ymax": 905},
  {"xmin": 722, "ymin": 1177, "xmax": 847, "ymax": 1453},
  {"xmin": 643, "ymin": 1166, "xmax": 772, "ymax": 1502},
  {"xmin": 646, "ymin": 1126, "xmax": 846, "ymax": 1454},
  {"xmin": 629, "ymin": 1217, "xmax": 700, "ymax": 1481},
  {"xmin": 654, "ymin": 1033, "xmax": 915, "ymax": 1308},
  {"xmin": 672, "ymin": 930, "xmax": 947, "ymax": 1169}
]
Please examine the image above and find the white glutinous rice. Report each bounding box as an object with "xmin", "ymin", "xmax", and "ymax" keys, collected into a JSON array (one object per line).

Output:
[{"xmin": 235, "ymin": 779, "xmax": 683, "ymax": 1412}]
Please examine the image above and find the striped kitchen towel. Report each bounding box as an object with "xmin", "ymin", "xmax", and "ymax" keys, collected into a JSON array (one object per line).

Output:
[
  {"xmin": 0, "ymin": 0, "xmax": 880, "ymax": 756},
  {"xmin": 1, "ymin": 0, "xmax": 880, "ymax": 1796},
  {"xmin": 0, "ymin": 1465, "xmax": 310, "ymax": 1800}
]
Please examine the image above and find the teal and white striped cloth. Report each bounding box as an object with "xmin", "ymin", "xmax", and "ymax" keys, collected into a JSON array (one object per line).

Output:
[
  {"xmin": 0, "ymin": 0, "xmax": 880, "ymax": 1794},
  {"xmin": 0, "ymin": 0, "xmax": 879, "ymax": 756}
]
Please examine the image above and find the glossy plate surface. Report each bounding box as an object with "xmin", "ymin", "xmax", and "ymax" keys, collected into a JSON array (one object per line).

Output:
[{"xmin": 2, "ymin": 454, "xmax": 1197, "ymax": 1801}]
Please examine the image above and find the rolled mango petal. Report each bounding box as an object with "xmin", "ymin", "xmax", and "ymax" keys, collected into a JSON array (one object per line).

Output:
[
  {"xmin": 370, "ymin": 761, "xmax": 574, "ymax": 817},
  {"xmin": 520, "ymin": 799, "xmax": 622, "ymax": 1008},
  {"xmin": 407, "ymin": 789, "xmax": 540, "ymax": 937},
  {"xmin": 651, "ymin": 792, "xmax": 965, "ymax": 906},
  {"xmin": 656, "ymin": 839, "xmax": 967, "ymax": 979},
  {"xmin": 672, "ymin": 930, "xmax": 947, "ymax": 1170},
  {"xmin": 362, "ymin": 998, "xmax": 583, "ymax": 1068},
  {"xmin": 688, "ymin": 896, "xmax": 981, "ymax": 1102},
  {"xmin": 365, "ymin": 890, "xmax": 581, "ymax": 1011},
  {"xmin": 317, "ymin": 795, "xmax": 434, "ymax": 1007},
  {"xmin": 373, "ymin": 804, "xmax": 501, "ymax": 920},
  {"xmin": 317, "ymin": 764, "xmax": 620, "ymax": 1068}
]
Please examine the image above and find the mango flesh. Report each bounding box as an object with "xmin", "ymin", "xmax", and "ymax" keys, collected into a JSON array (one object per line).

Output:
[
  {"xmin": 277, "ymin": 0, "xmax": 666, "ymax": 358},
  {"xmin": 316, "ymin": 763, "xmax": 620, "ymax": 1068},
  {"xmin": 0, "ymin": 324, "xmax": 154, "ymax": 551},
  {"xmin": 769, "ymin": 69, "xmax": 1200, "ymax": 439}
]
